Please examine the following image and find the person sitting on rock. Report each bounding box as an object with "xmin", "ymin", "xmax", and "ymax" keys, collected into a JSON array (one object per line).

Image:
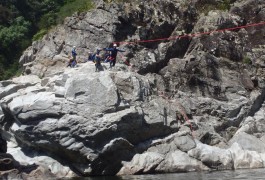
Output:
[
  {"xmin": 104, "ymin": 44, "xmax": 125, "ymax": 68},
  {"xmin": 87, "ymin": 51, "xmax": 94, "ymax": 62}
]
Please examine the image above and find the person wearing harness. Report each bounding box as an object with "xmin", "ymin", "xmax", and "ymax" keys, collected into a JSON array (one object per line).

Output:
[
  {"xmin": 176, "ymin": 111, "xmax": 185, "ymax": 127},
  {"xmin": 71, "ymin": 46, "xmax": 77, "ymax": 67},
  {"xmin": 67, "ymin": 55, "xmax": 74, "ymax": 67},
  {"xmin": 94, "ymin": 48, "xmax": 102, "ymax": 72},
  {"xmin": 104, "ymin": 44, "xmax": 125, "ymax": 68}
]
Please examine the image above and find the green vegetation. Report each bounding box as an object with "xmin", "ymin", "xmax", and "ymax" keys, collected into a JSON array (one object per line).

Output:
[
  {"xmin": 243, "ymin": 56, "xmax": 252, "ymax": 65},
  {"xmin": 58, "ymin": 0, "xmax": 94, "ymax": 23},
  {"xmin": 0, "ymin": 16, "xmax": 31, "ymax": 80},
  {"xmin": 196, "ymin": 0, "xmax": 236, "ymax": 15},
  {"xmin": 104, "ymin": 0, "xmax": 131, "ymax": 3},
  {"xmin": 0, "ymin": 0, "xmax": 94, "ymax": 81},
  {"xmin": 34, "ymin": 0, "xmax": 94, "ymax": 40},
  {"xmin": 217, "ymin": 0, "xmax": 233, "ymax": 11},
  {"xmin": 0, "ymin": 17, "xmax": 31, "ymax": 49},
  {"xmin": 32, "ymin": 29, "xmax": 48, "ymax": 41}
]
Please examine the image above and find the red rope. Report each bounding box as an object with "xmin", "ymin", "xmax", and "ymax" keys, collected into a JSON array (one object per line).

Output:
[
  {"xmin": 115, "ymin": 55, "xmax": 195, "ymax": 135},
  {"xmin": 114, "ymin": 21, "xmax": 265, "ymax": 70},
  {"xmin": 113, "ymin": 21, "xmax": 265, "ymax": 45},
  {"xmin": 118, "ymin": 53, "xmax": 132, "ymax": 67},
  {"xmin": 113, "ymin": 22, "xmax": 265, "ymax": 138},
  {"xmin": 114, "ymin": 56, "xmax": 195, "ymax": 136},
  {"xmin": 158, "ymin": 91, "xmax": 195, "ymax": 138}
]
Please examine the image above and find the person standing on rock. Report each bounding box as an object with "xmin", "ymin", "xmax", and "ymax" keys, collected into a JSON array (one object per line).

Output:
[
  {"xmin": 71, "ymin": 46, "xmax": 77, "ymax": 67},
  {"xmin": 176, "ymin": 111, "xmax": 185, "ymax": 127},
  {"xmin": 67, "ymin": 55, "xmax": 75, "ymax": 68},
  {"xmin": 104, "ymin": 44, "xmax": 125, "ymax": 68},
  {"xmin": 94, "ymin": 48, "xmax": 102, "ymax": 72}
]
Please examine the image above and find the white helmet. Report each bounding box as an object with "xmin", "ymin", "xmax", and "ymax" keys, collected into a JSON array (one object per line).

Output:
[
  {"xmin": 73, "ymin": 46, "xmax": 76, "ymax": 49},
  {"xmin": 113, "ymin": 44, "xmax": 117, "ymax": 47}
]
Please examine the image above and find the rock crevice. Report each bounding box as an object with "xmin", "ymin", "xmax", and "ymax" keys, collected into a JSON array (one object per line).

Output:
[{"xmin": 1, "ymin": 0, "xmax": 265, "ymax": 178}]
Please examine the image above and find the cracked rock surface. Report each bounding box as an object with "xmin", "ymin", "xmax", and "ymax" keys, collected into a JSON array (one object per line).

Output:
[{"xmin": 1, "ymin": 0, "xmax": 265, "ymax": 178}]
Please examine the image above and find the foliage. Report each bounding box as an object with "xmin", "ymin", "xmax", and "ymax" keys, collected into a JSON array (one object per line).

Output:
[
  {"xmin": 57, "ymin": 0, "xmax": 94, "ymax": 24},
  {"xmin": 196, "ymin": 0, "xmax": 236, "ymax": 15},
  {"xmin": 0, "ymin": 5, "xmax": 12, "ymax": 25},
  {"xmin": 243, "ymin": 56, "xmax": 252, "ymax": 64},
  {"xmin": 38, "ymin": 12, "xmax": 58, "ymax": 29},
  {"xmin": 217, "ymin": 0, "xmax": 233, "ymax": 11},
  {"xmin": 0, "ymin": 17, "xmax": 31, "ymax": 49},
  {"xmin": 34, "ymin": 0, "xmax": 94, "ymax": 43},
  {"xmin": 0, "ymin": 16, "xmax": 31, "ymax": 75},
  {"xmin": 104, "ymin": 0, "xmax": 132, "ymax": 3},
  {"xmin": 0, "ymin": 61, "xmax": 21, "ymax": 81},
  {"xmin": 0, "ymin": 0, "xmax": 94, "ymax": 80},
  {"xmin": 32, "ymin": 29, "xmax": 48, "ymax": 41}
]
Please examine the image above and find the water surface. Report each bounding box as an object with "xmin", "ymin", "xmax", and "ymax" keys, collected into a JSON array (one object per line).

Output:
[{"xmin": 82, "ymin": 169, "xmax": 265, "ymax": 180}]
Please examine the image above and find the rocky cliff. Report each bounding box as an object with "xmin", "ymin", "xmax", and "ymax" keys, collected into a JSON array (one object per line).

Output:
[{"xmin": 1, "ymin": 0, "xmax": 265, "ymax": 178}]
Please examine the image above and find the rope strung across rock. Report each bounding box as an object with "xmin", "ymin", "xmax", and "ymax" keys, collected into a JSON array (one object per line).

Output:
[
  {"xmin": 114, "ymin": 22, "xmax": 265, "ymax": 137},
  {"xmin": 116, "ymin": 54, "xmax": 195, "ymax": 137},
  {"xmin": 113, "ymin": 21, "xmax": 265, "ymax": 45},
  {"xmin": 115, "ymin": 21, "xmax": 265, "ymax": 67},
  {"xmin": 158, "ymin": 91, "xmax": 195, "ymax": 138}
]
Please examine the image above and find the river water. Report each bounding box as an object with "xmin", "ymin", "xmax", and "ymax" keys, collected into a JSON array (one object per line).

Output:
[{"xmin": 82, "ymin": 169, "xmax": 265, "ymax": 180}]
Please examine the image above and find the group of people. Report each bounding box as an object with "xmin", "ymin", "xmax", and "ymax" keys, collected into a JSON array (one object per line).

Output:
[{"xmin": 67, "ymin": 44, "xmax": 126, "ymax": 72}]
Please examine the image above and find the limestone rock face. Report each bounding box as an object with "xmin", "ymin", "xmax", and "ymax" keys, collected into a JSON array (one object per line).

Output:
[
  {"xmin": 1, "ymin": 0, "xmax": 265, "ymax": 177},
  {"xmin": 118, "ymin": 133, "xmax": 208, "ymax": 175},
  {"xmin": 19, "ymin": 6, "xmax": 120, "ymax": 77},
  {"xmin": 229, "ymin": 143, "xmax": 264, "ymax": 169},
  {"xmin": 229, "ymin": 132, "xmax": 265, "ymax": 153},
  {"xmin": 188, "ymin": 140, "xmax": 234, "ymax": 170},
  {"xmin": 0, "ymin": 63, "xmax": 178, "ymax": 176}
]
